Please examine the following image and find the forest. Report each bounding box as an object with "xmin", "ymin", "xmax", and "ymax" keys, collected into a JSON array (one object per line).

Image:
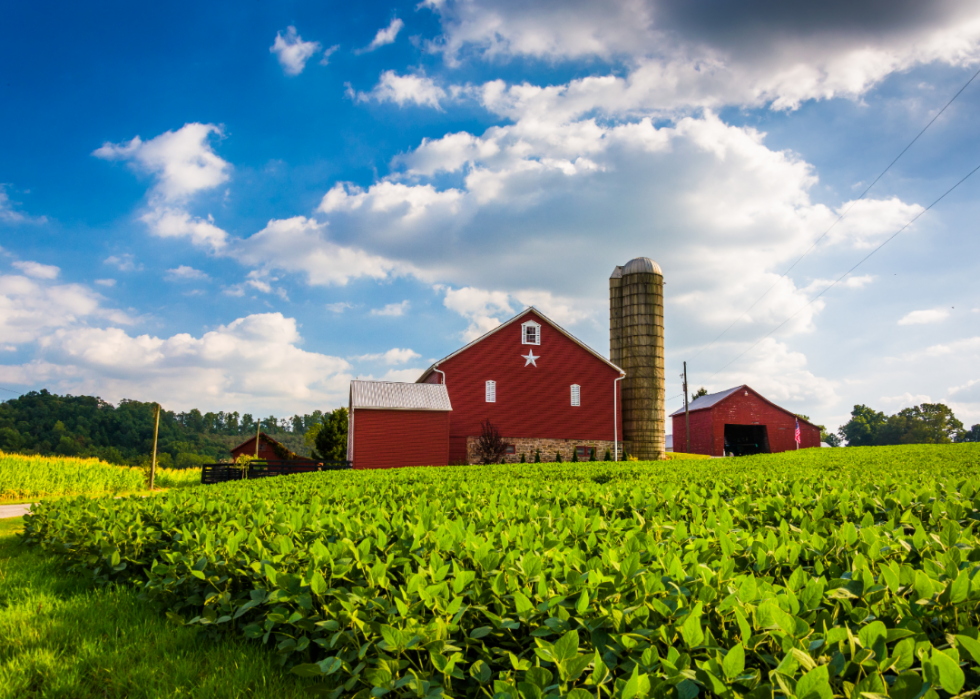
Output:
[{"xmin": 0, "ymin": 390, "xmax": 333, "ymax": 467}]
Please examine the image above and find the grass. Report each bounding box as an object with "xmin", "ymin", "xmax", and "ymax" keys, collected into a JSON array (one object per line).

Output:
[{"xmin": 0, "ymin": 516, "xmax": 310, "ymax": 699}]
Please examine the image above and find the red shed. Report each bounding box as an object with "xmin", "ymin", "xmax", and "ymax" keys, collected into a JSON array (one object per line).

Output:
[
  {"xmin": 230, "ymin": 432, "xmax": 316, "ymax": 463},
  {"xmin": 347, "ymin": 380, "xmax": 452, "ymax": 469},
  {"xmin": 417, "ymin": 307, "xmax": 625, "ymax": 464},
  {"xmin": 670, "ymin": 385, "xmax": 820, "ymax": 456}
]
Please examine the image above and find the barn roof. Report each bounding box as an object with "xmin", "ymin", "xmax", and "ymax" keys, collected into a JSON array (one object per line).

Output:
[
  {"xmin": 350, "ymin": 380, "xmax": 452, "ymax": 411},
  {"xmin": 416, "ymin": 307, "xmax": 624, "ymax": 383},
  {"xmin": 669, "ymin": 384, "xmax": 819, "ymax": 427}
]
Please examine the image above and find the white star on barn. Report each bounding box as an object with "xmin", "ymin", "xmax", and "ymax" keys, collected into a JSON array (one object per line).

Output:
[{"xmin": 522, "ymin": 350, "xmax": 539, "ymax": 367}]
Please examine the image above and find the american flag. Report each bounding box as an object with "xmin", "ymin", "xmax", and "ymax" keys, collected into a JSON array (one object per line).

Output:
[{"xmin": 795, "ymin": 418, "xmax": 801, "ymax": 445}]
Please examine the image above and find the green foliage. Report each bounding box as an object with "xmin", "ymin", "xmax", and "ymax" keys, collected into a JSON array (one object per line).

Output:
[
  {"xmin": 840, "ymin": 402, "xmax": 965, "ymax": 446},
  {"xmin": 22, "ymin": 443, "xmax": 980, "ymax": 698},
  {"xmin": 571, "ymin": 448, "xmax": 579, "ymax": 462},
  {"xmin": 589, "ymin": 448, "xmax": 597, "ymax": 462},
  {"xmin": 519, "ymin": 453, "xmax": 526, "ymax": 463},
  {"xmin": 311, "ymin": 408, "xmax": 349, "ymax": 461},
  {"xmin": 604, "ymin": 449, "xmax": 612, "ymax": 461},
  {"xmin": 554, "ymin": 450, "xmax": 563, "ymax": 462},
  {"xmin": 963, "ymin": 424, "xmax": 980, "ymax": 443},
  {"xmin": 534, "ymin": 449, "xmax": 541, "ymax": 463},
  {"xmin": 691, "ymin": 387, "xmax": 709, "ymax": 399}
]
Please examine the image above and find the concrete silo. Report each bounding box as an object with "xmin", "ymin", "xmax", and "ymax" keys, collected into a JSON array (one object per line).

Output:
[{"xmin": 609, "ymin": 257, "xmax": 665, "ymax": 460}]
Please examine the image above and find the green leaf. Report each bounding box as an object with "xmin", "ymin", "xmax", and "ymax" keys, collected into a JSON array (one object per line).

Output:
[
  {"xmin": 318, "ymin": 657, "xmax": 343, "ymax": 675},
  {"xmin": 889, "ymin": 672, "xmax": 923, "ymax": 699},
  {"xmin": 554, "ymin": 630, "xmax": 579, "ymax": 662},
  {"xmin": 719, "ymin": 531, "xmax": 734, "ymax": 557},
  {"xmin": 796, "ymin": 665, "xmax": 832, "ymax": 699},
  {"xmin": 929, "ymin": 648, "xmax": 965, "ymax": 694},
  {"xmin": 564, "ymin": 654, "xmax": 593, "ymax": 682},
  {"xmin": 469, "ymin": 659, "xmax": 492, "ymax": 684},
  {"xmin": 681, "ymin": 610, "xmax": 704, "ymax": 648},
  {"xmin": 565, "ymin": 690, "xmax": 593, "ymax": 699},
  {"xmin": 576, "ymin": 591, "xmax": 589, "ymax": 616},
  {"xmin": 738, "ymin": 575, "xmax": 757, "ymax": 602},
  {"xmin": 525, "ymin": 667, "xmax": 553, "ymax": 689},
  {"xmin": 950, "ymin": 569, "xmax": 970, "ymax": 604},
  {"xmin": 310, "ymin": 570, "xmax": 327, "ymax": 595},
  {"xmin": 513, "ymin": 591, "xmax": 534, "ymax": 614},
  {"xmin": 956, "ymin": 634, "xmax": 980, "ymax": 665},
  {"xmin": 722, "ymin": 643, "xmax": 744, "ymax": 680},
  {"xmin": 858, "ymin": 620, "xmax": 887, "ymax": 649},
  {"xmin": 290, "ymin": 663, "xmax": 325, "ymax": 677},
  {"xmin": 880, "ymin": 564, "xmax": 900, "ymax": 593},
  {"xmin": 622, "ymin": 665, "xmax": 650, "ymax": 699},
  {"xmin": 913, "ymin": 570, "xmax": 934, "ymax": 601}
]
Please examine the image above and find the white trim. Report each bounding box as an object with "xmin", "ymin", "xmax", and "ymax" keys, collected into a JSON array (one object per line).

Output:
[
  {"xmin": 485, "ymin": 380, "xmax": 496, "ymax": 403},
  {"xmin": 417, "ymin": 307, "xmax": 623, "ymax": 382},
  {"xmin": 521, "ymin": 320, "xmax": 541, "ymax": 346},
  {"xmin": 570, "ymin": 384, "xmax": 581, "ymax": 407}
]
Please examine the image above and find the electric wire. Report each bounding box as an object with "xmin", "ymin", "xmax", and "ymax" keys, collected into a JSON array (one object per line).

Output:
[
  {"xmin": 688, "ymin": 64, "xmax": 980, "ymax": 363},
  {"xmin": 702, "ymin": 160, "xmax": 980, "ymax": 383}
]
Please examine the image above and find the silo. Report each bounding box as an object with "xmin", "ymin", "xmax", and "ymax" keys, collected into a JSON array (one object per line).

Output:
[{"xmin": 609, "ymin": 257, "xmax": 665, "ymax": 460}]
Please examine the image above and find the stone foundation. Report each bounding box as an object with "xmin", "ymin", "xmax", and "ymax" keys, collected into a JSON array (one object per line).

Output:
[{"xmin": 465, "ymin": 436, "xmax": 631, "ymax": 464}]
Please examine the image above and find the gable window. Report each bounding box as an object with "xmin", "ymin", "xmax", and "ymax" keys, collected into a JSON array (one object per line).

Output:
[
  {"xmin": 485, "ymin": 380, "xmax": 496, "ymax": 403},
  {"xmin": 570, "ymin": 384, "xmax": 581, "ymax": 407},
  {"xmin": 522, "ymin": 320, "xmax": 541, "ymax": 345}
]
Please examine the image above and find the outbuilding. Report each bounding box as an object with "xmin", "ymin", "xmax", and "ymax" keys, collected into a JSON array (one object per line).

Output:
[
  {"xmin": 670, "ymin": 385, "xmax": 820, "ymax": 456},
  {"xmin": 347, "ymin": 380, "xmax": 452, "ymax": 469},
  {"xmin": 230, "ymin": 432, "xmax": 316, "ymax": 463}
]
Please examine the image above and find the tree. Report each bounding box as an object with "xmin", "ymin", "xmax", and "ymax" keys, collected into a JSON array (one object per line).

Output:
[
  {"xmin": 312, "ymin": 407, "xmax": 349, "ymax": 461},
  {"xmin": 692, "ymin": 387, "xmax": 709, "ymax": 400},
  {"xmin": 838, "ymin": 405, "xmax": 886, "ymax": 446},
  {"xmin": 474, "ymin": 418, "xmax": 506, "ymax": 464},
  {"xmin": 961, "ymin": 424, "xmax": 980, "ymax": 443},
  {"xmin": 823, "ymin": 433, "xmax": 841, "ymax": 447}
]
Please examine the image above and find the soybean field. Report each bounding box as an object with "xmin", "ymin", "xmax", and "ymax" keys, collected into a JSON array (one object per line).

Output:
[{"xmin": 21, "ymin": 444, "xmax": 980, "ymax": 698}]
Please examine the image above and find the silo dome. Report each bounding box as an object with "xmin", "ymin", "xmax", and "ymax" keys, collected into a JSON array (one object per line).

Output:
[{"xmin": 623, "ymin": 257, "xmax": 662, "ymax": 275}]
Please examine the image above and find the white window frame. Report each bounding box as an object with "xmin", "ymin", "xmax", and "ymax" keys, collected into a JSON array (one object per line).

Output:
[
  {"xmin": 486, "ymin": 380, "xmax": 496, "ymax": 403},
  {"xmin": 571, "ymin": 384, "xmax": 581, "ymax": 407},
  {"xmin": 521, "ymin": 320, "xmax": 541, "ymax": 346}
]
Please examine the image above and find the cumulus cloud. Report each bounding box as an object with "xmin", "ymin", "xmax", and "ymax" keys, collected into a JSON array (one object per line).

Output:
[
  {"xmin": 370, "ymin": 300, "xmax": 411, "ymax": 317},
  {"xmin": 94, "ymin": 279, "xmax": 116, "ymax": 287},
  {"xmin": 104, "ymin": 254, "xmax": 142, "ymax": 272},
  {"xmin": 94, "ymin": 123, "xmax": 231, "ymax": 251},
  {"xmin": 422, "ymin": 0, "xmax": 980, "ymax": 110},
  {"xmin": 165, "ymin": 265, "xmax": 210, "ymax": 281},
  {"xmin": 325, "ymin": 301, "xmax": 355, "ymax": 313},
  {"xmin": 270, "ymin": 26, "xmax": 322, "ymax": 76},
  {"xmin": 0, "ymin": 186, "xmax": 46, "ymax": 224},
  {"xmin": 0, "ymin": 313, "xmax": 353, "ymax": 412},
  {"xmin": 12, "ymin": 261, "xmax": 59, "ymax": 280},
  {"xmin": 898, "ymin": 308, "xmax": 950, "ymax": 325},
  {"xmin": 355, "ymin": 347, "xmax": 422, "ymax": 364},
  {"xmin": 881, "ymin": 392, "xmax": 933, "ymax": 407},
  {"xmin": 356, "ymin": 71, "xmax": 448, "ymax": 109},
  {"xmin": 359, "ymin": 18, "xmax": 404, "ymax": 53},
  {"xmin": 949, "ymin": 379, "xmax": 980, "ymax": 404}
]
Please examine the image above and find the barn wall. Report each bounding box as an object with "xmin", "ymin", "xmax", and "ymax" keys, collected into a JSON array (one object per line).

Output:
[
  {"xmin": 439, "ymin": 310, "xmax": 623, "ymax": 464},
  {"xmin": 708, "ymin": 391, "xmax": 821, "ymax": 454},
  {"xmin": 352, "ymin": 409, "xmax": 450, "ymax": 469},
  {"xmin": 670, "ymin": 410, "xmax": 717, "ymax": 456}
]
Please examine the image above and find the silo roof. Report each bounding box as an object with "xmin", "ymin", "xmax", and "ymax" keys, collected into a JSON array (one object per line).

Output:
[
  {"xmin": 350, "ymin": 380, "xmax": 452, "ymax": 411},
  {"xmin": 623, "ymin": 257, "xmax": 663, "ymax": 275}
]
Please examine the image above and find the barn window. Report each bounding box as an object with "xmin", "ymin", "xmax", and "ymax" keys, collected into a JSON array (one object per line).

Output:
[
  {"xmin": 485, "ymin": 380, "xmax": 496, "ymax": 402},
  {"xmin": 504, "ymin": 444, "xmax": 516, "ymax": 455},
  {"xmin": 522, "ymin": 320, "xmax": 541, "ymax": 345},
  {"xmin": 570, "ymin": 384, "xmax": 581, "ymax": 406},
  {"xmin": 576, "ymin": 446, "xmax": 593, "ymax": 460}
]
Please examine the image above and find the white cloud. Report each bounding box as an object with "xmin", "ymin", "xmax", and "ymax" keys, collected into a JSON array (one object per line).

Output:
[
  {"xmin": 0, "ymin": 271, "xmax": 132, "ymax": 345},
  {"xmin": 320, "ymin": 44, "xmax": 340, "ymax": 65},
  {"xmin": 949, "ymin": 379, "xmax": 980, "ymax": 404},
  {"xmin": 165, "ymin": 265, "xmax": 210, "ymax": 281},
  {"xmin": 0, "ymin": 187, "xmax": 46, "ymax": 224},
  {"xmin": 270, "ymin": 26, "xmax": 322, "ymax": 76},
  {"xmin": 422, "ymin": 0, "xmax": 980, "ymax": 111},
  {"xmin": 359, "ymin": 18, "xmax": 404, "ymax": 53},
  {"xmin": 325, "ymin": 301, "xmax": 354, "ymax": 313},
  {"xmin": 12, "ymin": 261, "xmax": 59, "ymax": 280},
  {"xmin": 370, "ymin": 300, "xmax": 410, "ymax": 317},
  {"xmin": 142, "ymin": 208, "xmax": 228, "ymax": 251},
  {"xmin": 104, "ymin": 254, "xmax": 142, "ymax": 272},
  {"xmin": 355, "ymin": 347, "xmax": 422, "ymax": 365},
  {"xmin": 442, "ymin": 286, "xmax": 513, "ymax": 340},
  {"xmin": 0, "ymin": 313, "xmax": 352, "ymax": 412},
  {"xmin": 379, "ymin": 367, "xmax": 425, "ymax": 382},
  {"xmin": 881, "ymin": 392, "xmax": 933, "ymax": 407},
  {"xmin": 357, "ymin": 71, "xmax": 448, "ymax": 109},
  {"xmin": 898, "ymin": 308, "xmax": 950, "ymax": 325},
  {"xmin": 94, "ymin": 279, "xmax": 116, "ymax": 287}
]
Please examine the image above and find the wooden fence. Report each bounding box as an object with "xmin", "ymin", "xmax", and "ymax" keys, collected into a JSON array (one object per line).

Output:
[{"xmin": 200, "ymin": 460, "xmax": 351, "ymax": 485}]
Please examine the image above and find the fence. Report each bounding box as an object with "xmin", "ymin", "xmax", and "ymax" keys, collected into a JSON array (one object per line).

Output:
[{"xmin": 200, "ymin": 460, "xmax": 352, "ymax": 485}]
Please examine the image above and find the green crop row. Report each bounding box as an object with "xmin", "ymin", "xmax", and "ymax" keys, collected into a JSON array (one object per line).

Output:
[{"xmin": 21, "ymin": 444, "xmax": 980, "ymax": 699}]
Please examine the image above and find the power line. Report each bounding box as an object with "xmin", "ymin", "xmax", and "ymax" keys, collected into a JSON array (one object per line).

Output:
[
  {"xmin": 703, "ymin": 159, "xmax": 980, "ymax": 382},
  {"xmin": 689, "ymin": 63, "xmax": 980, "ymax": 362},
  {"xmin": 0, "ymin": 386, "xmax": 22, "ymax": 395}
]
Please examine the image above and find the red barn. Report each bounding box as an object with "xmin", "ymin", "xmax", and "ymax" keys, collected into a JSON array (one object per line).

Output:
[
  {"xmin": 347, "ymin": 307, "xmax": 626, "ymax": 469},
  {"xmin": 670, "ymin": 385, "xmax": 820, "ymax": 456},
  {"xmin": 230, "ymin": 432, "xmax": 316, "ymax": 463},
  {"xmin": 347, "ymin": 381, "xmax": 452, "ymax": 469}
]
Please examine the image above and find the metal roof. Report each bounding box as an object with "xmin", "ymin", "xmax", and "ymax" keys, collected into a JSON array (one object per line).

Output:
[
  {"xmin": 669, "ymin": 385, "xmax": 745, "ymax": 417},
  {"xmin": 350, "ymin": 380, "xmax": 452, "ymax": 411},
  {"xmin": 623, "ymin": 257, "xmax": 663, "ymax": 275}
]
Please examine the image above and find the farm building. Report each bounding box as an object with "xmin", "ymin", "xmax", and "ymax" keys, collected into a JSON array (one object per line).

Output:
[
  {"xmin": 230, "ymin": 433, "xmax": 315, "ymax": 463},
  {"xmin": 670, "ymin": 385, "xmax": 820, "ymax": 456},
  {"xmin": 347, "ymin": 307, "xmax": 627, "ymax": 468},
  {"xmin": 347, "ymin": 381, "xmax": 452, "ymax": 469}
]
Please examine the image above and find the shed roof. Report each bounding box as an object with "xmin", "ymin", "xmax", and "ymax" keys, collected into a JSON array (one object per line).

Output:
[
  {"xmin": 669, "ymin": 386, "xmax": 744, "ymax": 416},
  {"xmin": 350, "ymin": 380, "xmax": 452, "ymax": 411}
]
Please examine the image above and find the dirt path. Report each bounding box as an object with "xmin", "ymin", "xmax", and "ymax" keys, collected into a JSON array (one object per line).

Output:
[{"xmin": 0, "ymin": 503, "xmax": 33, "ymax": 519}]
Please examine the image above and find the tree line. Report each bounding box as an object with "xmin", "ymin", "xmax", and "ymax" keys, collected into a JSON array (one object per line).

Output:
[
  {"xmin": 0, "ymin": 389, "xmax": 347, "ymax": 467},
  {"xmin": 837, "ymin": 402, "xmax": 978, "ymax": 447}
]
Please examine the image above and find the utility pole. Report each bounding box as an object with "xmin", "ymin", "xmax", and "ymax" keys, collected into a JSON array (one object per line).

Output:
[
  {"xmin": 150, "ymin": 402, "xmax": 160, "ymax": 490},
  {"xmin": 254, "ymin": 419, "xmax": 261, "ymax": 458},
  {"xmin": 683, "ymin": 362, "xmax": 690, "ymax": 454}
]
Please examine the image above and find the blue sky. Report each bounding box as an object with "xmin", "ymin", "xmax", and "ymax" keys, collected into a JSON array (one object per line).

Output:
[{"xmin": 2, "ymin": 0, "xmax": 979, "ymax": 433}]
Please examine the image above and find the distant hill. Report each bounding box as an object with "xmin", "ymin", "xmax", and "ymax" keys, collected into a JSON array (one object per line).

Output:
[{"xmin": 0, "ymin": 390, "xmax": 327, "ymax": 467}]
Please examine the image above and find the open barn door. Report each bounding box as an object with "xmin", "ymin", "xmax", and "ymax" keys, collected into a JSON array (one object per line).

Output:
[{"xmin": 723, "ymin": 424, "xmax": 771, "ymax": 457}]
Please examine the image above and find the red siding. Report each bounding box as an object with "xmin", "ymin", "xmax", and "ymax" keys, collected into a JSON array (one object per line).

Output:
[
  {"xmin": 671, "ymin": 387, "xmax": 821, "ymax": 456},
  {"xmin": 230, "ymin": 435, "xmax": 315, "ymax": 462},
  {"xmin": 352, "ymin": 409, "xmax": 450, "ymax": 469},
  {"xmin": 435, "ymin": 311, "xmax": 623, "ymax": 463}
]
